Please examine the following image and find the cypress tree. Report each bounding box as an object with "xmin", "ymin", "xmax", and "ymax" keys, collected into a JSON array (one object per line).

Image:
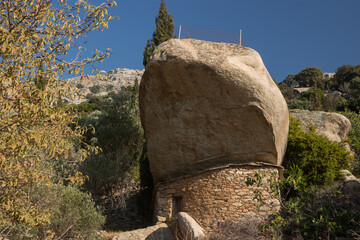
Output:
[
  {"xmin": 143, "ymin": 0, "xmax": 174, "ymax": 67},
  {"xmin": 143, "ymin": 40, "xmax": 152, "ymax": 67}
]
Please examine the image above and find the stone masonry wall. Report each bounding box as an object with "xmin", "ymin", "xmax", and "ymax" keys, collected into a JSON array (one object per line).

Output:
[{"xmin": 153, "ymin": 164, "xmax": 281, "ymax": 232}]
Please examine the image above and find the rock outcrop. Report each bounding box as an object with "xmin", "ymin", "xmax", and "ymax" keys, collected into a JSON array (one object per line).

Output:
[
  {"xmin": 112, "ymin": 223, "xmax": 174, "ymax": 240},
  {"xmin": 140, "ymin": 39, "xmax": 289, "ymax": 183},
  {"xmin": 290, "ymin": 109, "xmax": 351, "ymax": 142},
  {"xmin": 66, "ymin": 68, "xmax": 144, "ymax": 104}
]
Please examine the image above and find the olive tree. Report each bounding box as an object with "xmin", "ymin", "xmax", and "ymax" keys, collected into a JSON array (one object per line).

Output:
[{"xmin": 295, "ymin": 67, "xmax": 324, "ymax": 88}]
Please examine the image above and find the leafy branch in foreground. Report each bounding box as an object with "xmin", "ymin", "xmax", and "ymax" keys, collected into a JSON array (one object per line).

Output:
[{"xmin": 0, "ymin": 0, "xmax": 116, "ymax": 235}]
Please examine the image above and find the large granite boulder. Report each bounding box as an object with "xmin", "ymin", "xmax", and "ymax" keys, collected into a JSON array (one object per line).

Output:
[
  {"xmin": 140, "ymin": 39, "xmax": 289, "ymax": 183},
  {"xmin": 289, "ymin": 109, "xmax": 351, "ymax": 142}
]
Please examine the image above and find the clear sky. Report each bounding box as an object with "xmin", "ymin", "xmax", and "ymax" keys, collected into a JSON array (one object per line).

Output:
[{"xmin": 84, "ymin": 0, "xmax": 360, "ymax": 82}]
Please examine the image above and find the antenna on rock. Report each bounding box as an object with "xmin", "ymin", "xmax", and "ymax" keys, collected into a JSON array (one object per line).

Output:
[{"xmin": 239, "ymin": 30, "xmax": 242, "ymax": 46}]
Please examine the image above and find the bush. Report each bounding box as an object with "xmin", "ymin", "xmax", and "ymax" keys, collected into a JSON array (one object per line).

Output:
[
  {"xmin": 261, "ymin": 190, "xmax": 360, "ymax": 239},
  {"xmin": 208, "ymin": 218, "xmax": 263, "ymax": 240},
  {"xmin": 89, "ymin": 85, "xmax": 101, "ymax": 93},
  {"xmin": 106, "ymin": 84, "xmax": 114, "ymax": 91},
  {"xmin": 5, "ymin": 184, "xmax": 105, "ymax": 240},
  {"xmin": 71, "ymin": 102, "xmax": 97, "ymax": 114},
  {"xmin": 258, "ymin": 115, "xmax": 357, "ymax": 239},
  {"xmin": 80, "ymin": 149, "xmax": 135, "ymax": 197},
  {"xmin": 283, "ymin": 116, "xmax": 352, "ymax": 186},
  {"xmin": 287, "ymin": 98, "xmax": 313, "ymax": 110},
  {"xmin": 76, "ymin": 83, "xmax": 85, "ymax": 89},
  {"xmin": 323, "ymin": 94, "xmax": 347, "ymax": 112},
  {"xmin": 79, "ymin": 86, "xmax": 144, "ymax": 198},
  {"xmin": 341, "ymin": 111, "xmax": 360, "ymax": 176}
]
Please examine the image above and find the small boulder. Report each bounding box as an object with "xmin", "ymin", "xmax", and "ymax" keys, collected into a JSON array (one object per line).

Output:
[
  {"xmin": 112, "ymin": 223, "xmax": 174, "ymax": 240},
  {"xmin": 290, "ymin": 109, "xmax": 351, "ymax": 142},
  {"xmin": 340, "ymin": 170, "xmax": 360, "ymax": 194},
  {"xmin": 177, "ymin": 212, "xmax": 206, "ymax": 240}
]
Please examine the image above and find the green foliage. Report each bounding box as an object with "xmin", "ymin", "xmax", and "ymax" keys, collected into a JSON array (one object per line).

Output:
[
  {"xmin": 334, "ymin": 64, "xmax": 360, "ymax": 92},
  {"xmin": 106, "ymin": 84, "xmax": 114, "ymax": 91},
  {"xmin": 143, "ymin": 0, "xmax": 174, "ymax": 66},
  {"xmin": 279, "ymin": 74, "xmax": 298, "ymax": 89},
  {"xmin": 261, "ymin": 190, "xmax": 360, "ymax": 239},
  {"xmin": 89, "ymin": 85, "xmax": 102, "ymax": 94},
  {"xmin": 283, "ymin": 116, "xmax": 351, "ymax": 186},
  {"xmin": 323, "ymin": 94, "xmax": 347, "ymax": 112},
  {"xmin": 7, "ymin": 184, "xmax": 105, "ymax": 240},
  {"xmin": 281, "ymin": 65, "xmax": 360, "ymax": 113},
  {"xmin": 300, "ymin": 87, "xmax": 325, "ymax": 110},
  {"xmin": 76, "ymin": 83, "xmax": 85, "ymax": 89},
  {"xmin": 143, "ymin": 40, "xmax": 152, "ymax": 67},
  {"xmin": 71, "ymin": 102, "xmax": 97, "ymax": 115},
  {"xmin": 341, "ymin": 111, "xmax": 360, "ymax": 158},
  {"xmin": 247, "ymin": 116, "xmax": 358, "ymax": 239},
  {"xmin": 79, "ymin": 84, "xmax": 144, "ymax": 197},
  {"xmin": 295, "ymin": 67, "xmax": 324, "ymax": 88},
  {"xmin": 70, "ymin": 94, "xmax": 110, "ymax": 115},
  {"xmin": 34, "ymin": 62, "xmax": 48, "ymax": 91},
  {"xmin": 152, "ymin": 0, "xmax": 175, "ymax": 46},
  {"xmin": 348, "ymin": 76, "xmax": 360, "ymax": 113},
  {"xmin": 341, "ymin": 111, "xmax": 360, "ymax": 176},
  {"xmin": 287, "ymin": 98, "xmax": 313, "ymax": 110}
]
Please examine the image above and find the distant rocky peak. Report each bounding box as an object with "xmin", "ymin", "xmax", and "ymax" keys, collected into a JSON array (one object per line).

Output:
[{"xmin": 66, "ymin": 68, "xmax": 144, "ymax": 104}]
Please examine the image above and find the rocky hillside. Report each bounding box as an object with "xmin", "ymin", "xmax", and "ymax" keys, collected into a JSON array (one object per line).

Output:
[{"xmin": 66, "ymin": 68, "xmax": 144, "ymax": 104}]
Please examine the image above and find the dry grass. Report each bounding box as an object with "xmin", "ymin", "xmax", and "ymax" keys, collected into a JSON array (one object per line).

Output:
[{"xmin": 207, "ymin": 217, "xmax": 265, "ymax": 240}]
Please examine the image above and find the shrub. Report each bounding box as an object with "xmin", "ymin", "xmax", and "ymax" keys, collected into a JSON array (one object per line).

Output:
[
  {"xmin": 341, "ymin": 111, "xmax": 360, "ymax": 176},
  {"xmin": 287, "ymin": 98, "xmax": 313, "ymax": 110},
  {"xmin": 89, "ymin": 85, "xmax": 101, "ymax": 93},
  {"xmin": 106, "ymin": 84, "xmax": 114, "ymax": 91},
  {"xmin": 283, "ymin": 116, "xmax": 352, "ymax": 187},
  {"xmin": 79, "ymin": 86, "xmax": 144, "ymax": 198},
  {"xmin": 208, "ymin": 218, "xmax": 263, "ymax": 240},
  {"xmin": 261, "ymin": 190, "xmax": 360, "ymax": 239},
  {"xmin": 257, "ymin": 115, "xmax": 357, "ymax": 239},
  {"xmin": 76, "ymin": 83, "xmax": 85, "ymax": 89},
  {"xmin": 5, "ymin": 184, "xmax": 105, "ymax": 240},
  {"xmin": 80, "ymin": 149, "xmax": 135, "ymax": 197}
]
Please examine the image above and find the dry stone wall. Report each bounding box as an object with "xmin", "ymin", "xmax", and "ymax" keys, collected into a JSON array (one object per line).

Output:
[{"xmin": 154, "ymin": 164, "xmax": 281, "ymax": 232}]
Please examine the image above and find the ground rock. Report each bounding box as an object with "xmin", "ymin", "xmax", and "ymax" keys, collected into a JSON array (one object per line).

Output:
[
  {"xmin": 112, "ymin": 223, "xmax": 174, "ymax": 240},
  {"xmin": 139, "ymin": 39, "xmax": 289, "ymax": 182},
  {"xmin": 66, "ymin": 68, "xmax": 144, "ymax": 104},
  {"xmin": 289, "ymin": 109, "xmax": 351, "ymax": 142},
  {"xmin": 340, "ymin": 170, "xmax": 360, "ymax": 194},
  {"xmin": 176, "ymin": 212, "xmax": 206, "ymax": 240}
]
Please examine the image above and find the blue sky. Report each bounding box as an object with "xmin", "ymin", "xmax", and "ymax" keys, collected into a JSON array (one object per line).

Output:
[{"xmin": 84, "ymin": 0, "xmax": 360, "ymax": 82}]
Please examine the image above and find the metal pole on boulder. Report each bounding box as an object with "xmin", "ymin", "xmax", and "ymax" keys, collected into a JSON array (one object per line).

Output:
[{"xmin": 239, "ymin": 29, "xmax": 242, "ymax": 46}]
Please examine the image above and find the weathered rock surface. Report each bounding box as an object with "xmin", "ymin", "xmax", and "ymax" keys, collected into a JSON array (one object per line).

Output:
[
  {"xmin": 140, "ymin": 39, "xmax": 289, "ymax": 183},
  {"xmin": 176, "ymin": 212, "xmax": 206, "ymax": 240},
  {"xmin": 112, "ymin": 223, "xmax": 174, "ymax": 240},
  {"xmin": 290, "ymin": 109, "xmax": 351, "ymax": 142},
  {"xmin": 66, "ymin": 68, "xmax": 144, "ymax": 104},
  {"xmin": 340, "ymin": 170, "xmax": 360, "ymax": 194}
]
